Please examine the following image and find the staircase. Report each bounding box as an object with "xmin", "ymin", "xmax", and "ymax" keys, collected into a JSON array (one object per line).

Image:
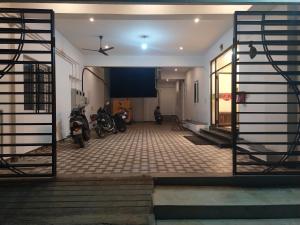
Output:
[
  {"xmin": 196, "ymin": 127, "xmax": 232, "ymax": 148},
  {"xmin": 153, "ymin": 184, "xmax": 300, "ymax": 225}
]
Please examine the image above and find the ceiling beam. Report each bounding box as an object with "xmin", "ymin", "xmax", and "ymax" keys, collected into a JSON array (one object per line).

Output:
[
  {"xmin": 1, "ymin": 0, "xmax": 300, "ymax": 4},
  {"xmin": 2, "ymin": 3, "xmax": 252, "ymax": 14}
]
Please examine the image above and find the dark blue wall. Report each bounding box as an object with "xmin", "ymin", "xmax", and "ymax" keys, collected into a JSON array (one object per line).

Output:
[{"xmin": 109, "ymin": 67, "xmax": 157, "ymax": 98}]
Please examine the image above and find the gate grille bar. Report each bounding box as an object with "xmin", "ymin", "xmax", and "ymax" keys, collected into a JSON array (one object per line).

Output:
[
  {"xmin": 0, "ymin": 8, "xmax": 56, "ymax": 177},
  {"xmin": 232, "ymin": 11, "xmax": 300, "ymax": 175}
]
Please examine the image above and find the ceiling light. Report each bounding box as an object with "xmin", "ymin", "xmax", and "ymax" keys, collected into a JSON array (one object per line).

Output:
[
  {"xmin": 174, "ymin": 68, "xmax": 178, "ymax": 72},
  {"xmin": 104, "ymin": 45, "xmax": 109, "ymax": 49},
  {"xmin": 89, "ymin": 17, "xmax": 94, "ymax": 22},
  {"xmin": 194, "ymin": 17, "xmax": 200, "ymax": 23},
  {"xmin": 179, "ymin": 46, "xmax": 183, "ymax": 50},
  {"xmin": 141, "ymin": 43, "xmax": 148, "ymax": 50}
]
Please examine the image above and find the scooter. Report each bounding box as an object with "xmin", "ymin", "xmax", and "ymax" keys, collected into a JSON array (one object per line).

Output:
[
  {"xmin": 90, "ymin": 113, "xmax": 104, "ymax": 138},
  {"xmin": 155, "ymin": 114, "xmax": 163, "ymax": 125},
  {"xmin": 69, "ymin": 106, "xmax": 90, "ymax": 148},
  {"xmin": 95, "ymin": 107, "xmax": 117, "ymax": 138},
  {"xmin": 113, "ymin": 110, "xmax": 127, "ymax": 132}
]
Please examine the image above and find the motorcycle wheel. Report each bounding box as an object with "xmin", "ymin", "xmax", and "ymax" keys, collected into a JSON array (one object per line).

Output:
[
  {"xmin": 76, "ymin": 135, "xmax": 84, "ymax": 148},
  {"xmin": 119, "ymin": 125, "xmax": 127, "ymax": 132},
  {"xmin": 83, "ymin": 130, "xmax": 91, "ymax": 141},
  {"xmin": 96, "ymin": 127, "xmax": 105, "ymax": 138}
]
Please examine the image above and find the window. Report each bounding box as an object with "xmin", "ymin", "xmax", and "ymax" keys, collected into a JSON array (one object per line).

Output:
[
  {"xmin": 194, "ymin": 80, "xmax": 199, "ymax": 103},
  {"xmin": 24, "ymin": 63, "xmax": 52, "ymax": 113}
]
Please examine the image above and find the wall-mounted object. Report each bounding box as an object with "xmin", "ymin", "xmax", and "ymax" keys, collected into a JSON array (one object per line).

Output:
[{"xmin": 71, "ymin": 88, "xmax": 88, "ymax": 108}]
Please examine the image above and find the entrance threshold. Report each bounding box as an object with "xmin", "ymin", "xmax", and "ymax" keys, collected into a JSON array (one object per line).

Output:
[{"xmin": 154, "ymin": 175, "xmax": 300, "ymax": 187}]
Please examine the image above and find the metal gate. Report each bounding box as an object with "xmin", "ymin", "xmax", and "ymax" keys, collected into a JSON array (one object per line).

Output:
[
  {"xmin": 0, "ymin": 8, "xmax": 56, "ymax": 177},
  {"xmin": 232, "ymin": 11, "xmax": 300, "ymax": 175}
]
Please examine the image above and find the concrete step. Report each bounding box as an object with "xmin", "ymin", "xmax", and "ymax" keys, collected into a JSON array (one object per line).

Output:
[
  {"xmin": 153, "ymin": 186, "xmax": 300, "ymax": 220},
  {"xmin": 196, "ymin": 132, "xmax": 231, "ymax": 148},
  {"xmin": 156, "ymin": 219, "xmax": 300, "ymax": 225},
  {"xmin": 200, "ymin": 128, "xmax": 232, "ymax": 142}
]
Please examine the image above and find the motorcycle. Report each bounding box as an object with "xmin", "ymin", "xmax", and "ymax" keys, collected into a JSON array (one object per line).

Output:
[
  {"xmin": 69, "ymin": 106, "xmax": 90, "ymax": 148},
  {"xmin": 95, "ymin": 107, "xmax": 117, "ymax": 138},
  {"xmin": 90, "ymin": 113, "xmax": 104, "ymax": 138},
  {"xmin": 113, "ymin": 110, "xmax": 127, "ymax": 132},
  {"xmin": 155, "ymin": 114, "xmax": 163, "ymax": 125}
]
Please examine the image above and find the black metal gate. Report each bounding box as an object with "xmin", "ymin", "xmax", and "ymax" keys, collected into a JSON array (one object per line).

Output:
[
  {"xmin": 232, "ymin": 11, "xmax": 300, "ymax": 175},
  {"xmin": 0, "ymin": 8, "xmax": 56, "ymax": 177}
]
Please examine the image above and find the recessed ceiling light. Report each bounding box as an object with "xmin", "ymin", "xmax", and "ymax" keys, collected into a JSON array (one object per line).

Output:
[
  {"xmin": 141, "ymin": 43, "xmax": 148, "ymax": 50},
  {"xmin": 174, "ymin": 68, "xmax": 178, "ymax": 72},
  {"xmin": 89, "ymin": 17, "xmax": 94, "ymax": 22},
  {"xmin": 194, "ymin": 17, "xmax": 200, "ymax": 23},
  {"xmin": 179, "ymin": 46, "xmax": 183, "ymax": 50},
  {"xmin": 104, "ymin": 45, "xmax": 109, "ymax": 49}
]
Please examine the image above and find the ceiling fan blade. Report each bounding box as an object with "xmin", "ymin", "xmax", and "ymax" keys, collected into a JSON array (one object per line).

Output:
[
  {"xmin": 103, "ymin": 46, "xmax": 114, "ymax": 51},
  {"xmin": 82, "ymin": 48, "xmax": 98, "ymax": 52},
  {"xmin": 99, "ymin": 49, "xmax": 109, "ymax": 56}
]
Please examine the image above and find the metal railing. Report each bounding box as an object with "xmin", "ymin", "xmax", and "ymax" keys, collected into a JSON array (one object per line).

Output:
[
  {"xmin": 232, "ymin": 11, "xmax": 300, "ymax": 175},
  {"xmin": 0, "ymin": 8, "xmax": 56, "ymax": 177}
]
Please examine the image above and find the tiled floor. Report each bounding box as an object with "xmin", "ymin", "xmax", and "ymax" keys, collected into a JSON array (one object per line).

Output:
[
  {"xmin": 2, "ymin": 122, "xmax": 233, "ymax": 177},
  {"xmin": 54, "ymin": 122, "xmax": 232, "ymax": 176}
]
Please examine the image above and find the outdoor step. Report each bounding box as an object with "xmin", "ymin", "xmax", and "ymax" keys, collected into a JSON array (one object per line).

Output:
[
  {"xmin": 196, "ymin": 132, "xmax": 231, "ymax": 148},
  {"xmin": 210, "ymin": 126, "xmax": 232, "ymax": 135},
  {"xmin": 153, "ymin": 186, "xmax": 300, "ymax": 220},
  {"xmin": 0, "ymin": 177, "xmax": 154, "ymax": 225},
  {"xmin": 200, "ymin": 128, "xmax": 232, "ymax": 141},
  {"xmin": 156, "ymin": 219, "xmax": 300, "ymax": 225}
]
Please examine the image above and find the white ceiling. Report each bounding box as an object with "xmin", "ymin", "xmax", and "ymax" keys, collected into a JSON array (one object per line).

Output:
[
  {"xmin": 56, "ymin": 14, "xmax": 236, "ymax": 56},
  {"xmin": 2, "ymin": 3, "xmax": 252, "ymax": 57}
]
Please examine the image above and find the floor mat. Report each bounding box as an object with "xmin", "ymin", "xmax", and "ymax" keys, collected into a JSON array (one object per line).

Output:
[{"xmin": 184, "ymin": 135, "xmax": 213, "ymax": 145}]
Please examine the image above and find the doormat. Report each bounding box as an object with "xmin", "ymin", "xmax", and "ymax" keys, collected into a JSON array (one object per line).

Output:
[{"xmin": 184, "ymin": 135, "xmax": 213, "ymax": 145}]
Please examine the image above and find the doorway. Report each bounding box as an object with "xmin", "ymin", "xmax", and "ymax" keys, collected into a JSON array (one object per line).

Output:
[{"xmin": 211, "ymin": 47, "xmax": 233, "ymax": 130}]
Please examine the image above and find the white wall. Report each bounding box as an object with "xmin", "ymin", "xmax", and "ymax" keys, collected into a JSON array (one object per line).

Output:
[
  {"xmin": 0, "ymin": 22, "xmax": 106, "ymax": 154},
  {"xmin": 183, "ymin": 67, "xmax": 208, "ymax": 123},
  {"xmin": 84, "ymin": 55, "xmax": 205, "ymax": 67},
  {"xmin": 83, "ymin": 67, "xmax": 109, "ymax": 120},
  {"xmin": 157, "ymin": 80, "xmax": 177, "ymax": 116}
]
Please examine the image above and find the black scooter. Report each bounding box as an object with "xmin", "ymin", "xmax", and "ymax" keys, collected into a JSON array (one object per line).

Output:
[
  {"xmin": 94, "ymin": 107, "xmax": 117, "ymax": 138},
  {"xmin": 113, "ymin": 110, "xmax": 127, "ymax": 132},
  {"xmin": 69, "ymin": 106, "xmax": 90, "ymax": 147}
]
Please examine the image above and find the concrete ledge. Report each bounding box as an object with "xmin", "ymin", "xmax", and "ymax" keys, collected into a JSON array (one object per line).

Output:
[
  {"xmin": 153, "ymin": 186, "xmax": 300, "ymax": 219},
  {"xmin": 182, "ymin": 121, "xmax": 208, "ymax": 133}
]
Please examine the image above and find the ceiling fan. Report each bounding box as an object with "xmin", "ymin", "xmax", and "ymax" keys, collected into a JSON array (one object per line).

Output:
[{"xmin": 82, "ymin": 35, "xmax": 114, "ymax": 56}]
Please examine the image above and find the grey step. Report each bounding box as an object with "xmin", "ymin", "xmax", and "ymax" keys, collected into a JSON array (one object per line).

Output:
[
  {"xmin": 156, "ymin": 219, "xmax": 300, "ymax": 225},
  {"xmin": 210, "ymin": 126, "xmax": 232, "ymax": 135},
  {"xmin": 196, "ymin": 132, "xmax": 231, "ymax": 148},
  {"xmin": 153, "ymin": 175, "xmax": 300, "ymax": 186},
  {"xmin": 200, "ymin": 128, "xmax": 232, "ymax": 141},
  {"xmin": 153, "ymin": 186, "xmax": 300, "ymax": 220},
  {"xmin": 0, "ymin": 178, "xmax": 154, "ymax": 225}
]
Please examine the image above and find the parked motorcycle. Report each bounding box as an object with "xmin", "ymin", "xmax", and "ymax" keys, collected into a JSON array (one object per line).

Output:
[
  {"xmin": 113, "ymin": 110, "xmax": 127, "ymax": 132},
  {"xmin": 69, "ymin": 106, "xmax": 90, "ymax": 148},
  {"xmin": 95, "ymin": 107, "xmax": 117, "ymax": 138},
  {"xmin": 90, "ymin": 113, "xmax": 104, "ymax": 138},
  {"xmin": 155, "ymin": 114, "xmax": 163, "ymax": 125}
]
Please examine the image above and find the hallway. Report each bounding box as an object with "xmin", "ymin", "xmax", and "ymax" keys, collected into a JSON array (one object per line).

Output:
[{"xmin": 20, "ymin": 122, "xmax": 232, "ymax": 177}]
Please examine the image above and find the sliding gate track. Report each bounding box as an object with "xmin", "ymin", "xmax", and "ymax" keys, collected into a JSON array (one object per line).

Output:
[
  {"xmin": 232, "ymin": 11, "xmax": 300, "ymax": 175},
  {"xmin": 0, "ymin": 8, "xmax": 56, "ymax": 177}
]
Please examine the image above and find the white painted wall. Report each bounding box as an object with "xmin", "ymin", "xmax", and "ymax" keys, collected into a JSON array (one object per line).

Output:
[
  {"xmin": 0, "ymin": 23, "xmax": 107, "ymax": 154},
  {"xmin": 157, "ymin": 80, "xmax": 177, "ymax": 116},
  {"xmin": 83, "ymin": 67, "xmax": 109, "ymax": 120},
  {"xmin": 184, "ymin": 67, "xmax": 208, "ymax": 123},
  {"xmin": 84, "ymin": 55, "xmax": 205, "ymax": 68}
]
